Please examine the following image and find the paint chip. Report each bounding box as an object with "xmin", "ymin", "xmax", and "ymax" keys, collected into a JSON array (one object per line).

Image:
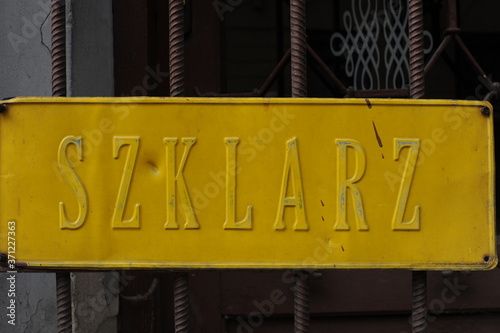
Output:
[
  {"xmin": 365, "ymin": 98, "xmax": 372, "ymax": 109},
  {"xmin": 372, "ymin": 121, "xmax": 383, "ymax": 147}
]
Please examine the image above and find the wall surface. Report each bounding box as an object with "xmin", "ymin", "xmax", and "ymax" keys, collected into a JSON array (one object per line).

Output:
[
  {"xmin": 0, "ymin": 0, "xmax": 116, "ymax": 332},
  {"xmin": 0, "ymin": 0, "xmax": 53, "ymax": 99},
  {"xmin": 0, "ymin": 1, "xmax": 57, "ymax": 332}
]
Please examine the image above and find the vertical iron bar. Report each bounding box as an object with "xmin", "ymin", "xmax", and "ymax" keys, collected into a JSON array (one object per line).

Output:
[
  {"xmin": 412, "ymin": 271, "xmax": 428, "ymax": 333},
  {"xmin": 169, "ymin": 0, "xmax": 185, "ymax": 97},
  {"xmin": 52, "ymin": 1, "xmax": 72, "ymax": 331},
  {"xmin": 56, "ymin": 273, "xmax": 72, "ymax": 333},
  {"xmin": 447, "ymin": 0, "xmax": 458, "ymax": 29},
  {"xmin": 290, "ymin": 0, "xmax": 309, "ymax": 332},
  {"xmin": 290, "ymin": 0, "xmax": 307, "ymax": 98},
  {"xmin": 408, "ymin": 0, "xmax": 427, "ymax": 332},
  {"xmin": 51, "ymin": 0, "xmax": 66, "ymax": 97},
  {"xmin": 408, "ymin": 0, "xmax": 425, "ymax": 98},
  {"xmin": 169, "ymin": 1, "xmax": 190, "ymax": 332},
  {"xmin": 174, "ymin": 272, "xmax": 190, "ymax": 333},
  {"xmin": 294, "ymin": 271, "xmax": 310, "ymax": 333}
]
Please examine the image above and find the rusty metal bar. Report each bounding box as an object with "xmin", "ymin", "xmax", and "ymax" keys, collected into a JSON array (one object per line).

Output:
[
  {"xmin": 290, "ymin": 0, "xmax": 310, "ymax": 331},
  {"xmin": 294, "ymin": 271, "xmax": 310, "ymax": 333},
  {"xmin": 169, "ymin": 1, "xmax": 191, "ymax": 332},
  {"xmin": 174, "ymin": 272, "xmax": 191, "ymax": 333},
  {"xmin": 51, "ymin": 0, "xmax": 66, "ymax": 97},
  {"xmin": 52, "ymin": 1, "xmax": 72, "ymax": 331},
  {"xmin": 306, "ymin": 44, "xmax": 349, "ymax": 96},
  {"xmin": 169, "ymin": 0, "xmax": 185, "ymax": 97},
  {"xmin": 424, "ymin": 0, "xmax": 461, "ymax": 77},
  {"xmin": 56, "ymin": 273, "xmax": 72, "ymax": 333},
  {"xmin": 408, "ymin": 1, "xmax": 428, "ymax": 332},
  {"xmin": 290, "ymin": 0, "xmax": 310, "ymax": 330},
  {"xmin": 290, "ymin": 0, "xmax": 307, "ymax": 98},
  {"xmin": 447, "ymin": 0, "xmax": 458, "ymax": 29},
  {"xmin": 412, "ymin": 271, "xmax": 428, "ymax": 333},
  {"xmin": 408, "ymin": 0, "xmax": 425, "ymax": 98}
]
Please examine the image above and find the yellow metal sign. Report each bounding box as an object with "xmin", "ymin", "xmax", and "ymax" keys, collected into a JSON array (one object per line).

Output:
[{"xmin": 0, "ymin": 97, "xmax": 496, "ymax": 270}]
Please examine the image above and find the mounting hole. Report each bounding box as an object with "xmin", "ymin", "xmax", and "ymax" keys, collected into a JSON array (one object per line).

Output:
[{"xmin": 484, "ymin": 255, "xmax": 491, "ymax": 263}]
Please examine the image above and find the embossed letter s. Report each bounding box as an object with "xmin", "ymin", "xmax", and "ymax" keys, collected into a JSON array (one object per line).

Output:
[{"xmin": 58, "ymin": 136, "xmax": 88, "ymax": 229}]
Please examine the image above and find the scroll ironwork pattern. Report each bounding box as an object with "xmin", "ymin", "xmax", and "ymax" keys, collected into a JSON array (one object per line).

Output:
[{"xmin": 330, "ymin": 0, "xmax": 431, "ymax": 90}]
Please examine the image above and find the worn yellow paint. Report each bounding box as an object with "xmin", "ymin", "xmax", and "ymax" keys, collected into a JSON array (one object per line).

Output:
[
  {"xmin": 392, "ymin": 139, "xmax": 421, "ymax": 231},
  {"xmin": 58, "ymin": 136, "xmax": 87, "ymax": 229},
  {"xmin": 112, "ymin": 137, "xmax": 141, "ymax": 229},
  {"xmin": 223, "ymin": 138, "xmax": 253, "ymax": 230},
  {"xmin": 164, "ymin": 137, "xmax": 199, "ymax": 229},
  {"xmin": 275, "ymin": 138, "xmax": 307, "ymax": 231},
  {"xmin": 0, "ymin": 97, "xmax": 496, "ymax": 270}
]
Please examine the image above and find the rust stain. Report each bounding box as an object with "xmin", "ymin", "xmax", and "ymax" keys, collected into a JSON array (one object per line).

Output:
[
  {"xmin": 372, "ymin": 121, "xmax": 383, "ymax": 147},
  {"xmin": 365, "ymin": 98, "xmax": 372, "ymax": 109}
]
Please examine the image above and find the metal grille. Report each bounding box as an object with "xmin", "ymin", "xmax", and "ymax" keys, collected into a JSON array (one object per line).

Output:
[
  {"xmin": 52, "ymin": 0, "xmax": 500, "ymax": 331},
  {"xmin": 191, "ymin": 1, "xmax": 498, "ymax": 331}
]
